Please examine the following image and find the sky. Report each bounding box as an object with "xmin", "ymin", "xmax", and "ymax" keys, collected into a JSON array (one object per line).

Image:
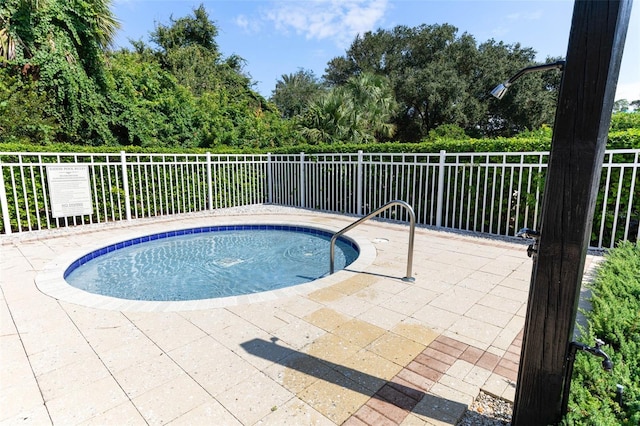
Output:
[{"xmin": 111, "ymin": 0, "xmax": 639, "ymax": 102}]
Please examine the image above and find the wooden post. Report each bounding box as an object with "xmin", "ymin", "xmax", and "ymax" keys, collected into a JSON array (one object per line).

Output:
[{"xmin": 512, "ymin": 1, "xmax": 632, "ymax": 424}]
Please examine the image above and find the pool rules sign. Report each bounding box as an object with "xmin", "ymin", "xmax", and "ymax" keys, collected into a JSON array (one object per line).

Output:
[{"xmin": 46, "ymin": 165, "xmax": 93, "ymax": 218}]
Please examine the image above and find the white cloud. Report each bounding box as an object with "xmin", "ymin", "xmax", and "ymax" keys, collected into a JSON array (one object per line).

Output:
[
  {"xmin": 236, "ymin": 14, "xmax": 250, "ymax": 30},
  {"xmin": 234, "ymin": 12, "xmax": 264, "ymax": 34},
  {"xmin": 507, "ymin": 10, "xmax": 543, "ymax": 21},
  {"xmin": 265, "ymin": 0, "xmax": 389, "ymax": 47}
]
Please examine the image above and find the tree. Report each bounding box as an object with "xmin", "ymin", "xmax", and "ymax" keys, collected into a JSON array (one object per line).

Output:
[
  {"xmin": 150, "ymin": 4, "xmax": 219, "ymax": 54},
  {"xmin": 298, "ymin": 72, "xmax": 397, "ymax": 144},
  {"xmin": 141, "ymin": 4, "xmax": 289, "ymax": 148},
  {"xmin": 324, "ymin": 24, "xmax": 563, "ymax": 140},
  {"xmin": 474, "ymin": 40, "xmax": 562, "ymax": 137},
  {"xmin": 613, "ymin": 99, "xmax": 630, "ymax": 112},
  {"xmin": 147, "ymin": 3, "xmax": 260, "ymax": 101},
  {"xmin": 270, "ymin": 69, "xmax": 325, "ymax": 119}
]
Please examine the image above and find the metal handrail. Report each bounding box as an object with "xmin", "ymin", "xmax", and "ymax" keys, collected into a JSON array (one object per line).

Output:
[{"xmin": 329, "ymin": 200, "xmax": 416, "ymax": 282}]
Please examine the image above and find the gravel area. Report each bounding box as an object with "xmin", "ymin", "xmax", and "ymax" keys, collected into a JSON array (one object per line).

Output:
[{"xmin": 457, "ymin": 392, "xmax": 513, "ymax": 426}]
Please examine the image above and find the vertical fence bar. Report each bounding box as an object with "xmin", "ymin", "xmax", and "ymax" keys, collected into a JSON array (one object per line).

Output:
[
  {"xmin": 299, "ymin": 152, "xmax": 305, "ymax": 208},
  {"xmin": 267, "ymin": 153, "xmax": 273, "ymax": 204},
  {"xmin": 609, "ymin": 163, "xmax": 625, "ymax": 248},
  {"xmin": 207, "ymin": 152, "xmax": 213, "ymax": 211},
  {"xmin": 435, "ymin": 150, "xmax": 446, "ymax": 227},
  {"xmin": 40, "ymin": 155, "xmax": 52, "ymax": 229},
  {"xmin": 623, "ymin": 151, "xmax": 638, "ymax": 241},
  {"xmin": 354, "ymin": 152, "xmax": 361, "ymax": 215},
  {"xmin": 0, "ymin": 165, "xmax": 11, "ymax": 235},
  {"xmin": 120, "ymin": 151, "xmax": 132, "ymax": 221}
]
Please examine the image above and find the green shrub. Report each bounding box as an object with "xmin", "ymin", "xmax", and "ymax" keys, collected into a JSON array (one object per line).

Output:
[
  {"xmin": 610, "ymin": 112, "xmax": 640, "ymax": 131},
  {"xmin": 564, "ymin": 242, "xmax": 640, "ymax": 425}
]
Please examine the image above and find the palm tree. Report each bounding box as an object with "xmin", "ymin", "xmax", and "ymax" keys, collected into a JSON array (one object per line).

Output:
[
  {"xmin": 271, "ymin": 69, "xmax": 325, "ymax": 118},
  {"xmin": 341, "ymin": 72, "xmax": 398, "ymax": 140},
  {"xmin": 298, "ymin": 72, "xmax": 397, "ymax": 144}
]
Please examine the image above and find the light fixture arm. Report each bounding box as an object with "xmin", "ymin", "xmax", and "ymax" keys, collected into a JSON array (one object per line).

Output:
[{"xmin": 491, "ymin": 60, "xmax": 565, "ymax": 99}]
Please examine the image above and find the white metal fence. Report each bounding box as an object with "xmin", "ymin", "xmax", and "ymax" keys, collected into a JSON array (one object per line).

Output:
[{"xmin": 1, "ymin": 149, "xmax": 638, "ymax": 248}]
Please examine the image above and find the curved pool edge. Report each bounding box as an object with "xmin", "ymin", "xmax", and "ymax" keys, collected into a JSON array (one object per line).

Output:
[{"xmin": 35, "ymin": 219, "xmax": 377, "ymax": 312}]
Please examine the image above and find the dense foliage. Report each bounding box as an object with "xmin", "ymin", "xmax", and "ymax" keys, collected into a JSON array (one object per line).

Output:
[
  {"xmin": 1, "ymin": 3, "xmax": 638, "ymax": 149},
  {"xmin": 1, "ymin": 117, "xmax": 638, "ymax": 155},
  {"xmin": 1, "ymin": 2, "xmax": 295, "ymax": 148},
  {"xmin": 564, "ymin": 242, "xmax": 640, "ymax": 425}
]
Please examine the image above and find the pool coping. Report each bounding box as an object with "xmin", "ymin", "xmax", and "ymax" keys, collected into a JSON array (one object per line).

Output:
[{"xmin": 35, "ymin": 219, "xmax": 377, "ymax": 312}]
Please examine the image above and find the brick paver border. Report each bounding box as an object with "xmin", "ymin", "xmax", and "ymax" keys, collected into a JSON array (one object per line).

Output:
[{"xmin": 345, "ymin": 330, "xmax": 523, "ymax": 425}]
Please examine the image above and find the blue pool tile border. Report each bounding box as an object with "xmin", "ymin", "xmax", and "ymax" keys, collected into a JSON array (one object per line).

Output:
[{"xmin": 63, "ymin": 225, "xmax": 359, "ymax": 279}]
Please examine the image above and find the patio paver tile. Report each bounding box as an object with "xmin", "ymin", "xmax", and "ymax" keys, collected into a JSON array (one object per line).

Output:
[
  {"xmin": 271, "ymin": 317, "xmax": 326, "ymax": 350},
  {"xmin": 262, "ymin": 350, "xmax": 333, "ymax": 394},
  {"xmin": 463, "ymin": 365, "xmax": 493, "ymax": 388},
  {"xmin": 429, "ymin": 288, "xmax": 485, "ymax": 316},
  {"xmin": 37, "ymin": 355, "xmax": 112, "ymax": 402},
  {"xmin": 333, "ymin": 318, "xmax": 386, "ymax": 348},
  {"xmin": 480, "ymin": 373, "xmax": 512, "ymax": 399},
  {"xmin": 132, "ymin": 374, "xmax": 213, "ymax": 425},
  {"xmin": 391, "ymin": 322, "xmax": 439, "ymax": 347},
  {"xmin": 0, "ymin": 379, "xmax": 45, "ymax": 423},
  {"xmin": 330, "ymin": 294, "xmax": 377, "ymax": 318},
  {"xmin": 128, "ymin": 313, "xmax": 209, "ymax": 352},
  {"xmin": 305, "ymin": 333, "xmax": 362, "ymax": 365},
  {"xmin": 297, "ymin": 368, "xmax": 372, "ymax": 425},
  {"xmin": 308, "ymin": 287, "xmax": 345, "ymax": 303},
  {"xmin": 368, "ymin": 332, "xmax": 426, "ymax": 366},
  {"xmin": 336, "ymin": 348, "xmax": 404, "ymax": 393},
  {"xmin": 112, "ymin": 353, "xmax": 187, "ymax": 399},
  {"xmin": 410, "ymin": 305, "xmax": 459, "ymax": 332},
  {"xmin": 358, "ymin": 304, "xmax": 407, "ymax": 331},
  {"xmin": 255, "ymin": 397, "xmax": 335, "ymax": 426},
  {"xmin": 445, "ymin": 360, "xmax": 475, "ymax": 380},
  {"xmin": 215, "ymin": 371, "xmax": 294, "ymax": 425},
  {"xmin": 79, "ymin": 401, "xmax": 147, "ymax": 426},
  {"xmin": 46, "ymin": 375, "xmax": 130, "ymax": 425},
  {"xmin": 330, "ymin": 274, "xmax": 378, "ymax": 295},
  {"xmin": 304, "ymin": 307, "xmax": 351, "ymax": 332}
]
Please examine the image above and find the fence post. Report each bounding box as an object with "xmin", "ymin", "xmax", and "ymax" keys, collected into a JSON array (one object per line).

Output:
[
  {"xmin": 206, "ymin": 152, "xmax": 213, "ymax": 211},
  {"xmin": 267, "ymin": 153, "xmax": 273, "ymax": 204},
  {"xmin": 435, "ymin": 150, "xmax": 446, "ymax": 227},
  {"xmin": 0, "ymin": 165, "xmax": 11, "ymax": 235},
  {"xmin": 120, "ymin": 151, "xmax": 132, "ymax": 221},
  {"xmin": 357, "ymin": 150, "xmax": 363, "ymax": 216},
  {"xmin": 299, "ymin": 152, "xmax": 305, "ymax": 208}
]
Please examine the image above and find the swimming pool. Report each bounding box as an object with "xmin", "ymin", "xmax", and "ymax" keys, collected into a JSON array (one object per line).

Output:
[{"xmin": 64, "ymin": 225, "xmax": 359, "ymax": 301}]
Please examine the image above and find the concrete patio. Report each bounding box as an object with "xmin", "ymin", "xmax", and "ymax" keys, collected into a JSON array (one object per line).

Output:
[{"xmin": 0, "ymin": 206, "xmax": 600, "ymax": 425}]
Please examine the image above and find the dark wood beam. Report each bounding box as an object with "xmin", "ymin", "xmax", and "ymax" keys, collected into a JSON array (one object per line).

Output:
[{"xmin": 512, "ymin": 0, "xmax": 632, "ymax": 424}]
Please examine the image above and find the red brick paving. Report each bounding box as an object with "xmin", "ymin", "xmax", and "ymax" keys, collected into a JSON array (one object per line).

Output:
[
  {"xmin": 347, "ymin": 331, "xmax": 523, "ymax": 425},
  {"xmin": 476, "ymin": 351, "xmax": 501, "ymax": 371},
  {"xmin": 459, "ymin": 346, "xmax": 484, "ymax": 364}
]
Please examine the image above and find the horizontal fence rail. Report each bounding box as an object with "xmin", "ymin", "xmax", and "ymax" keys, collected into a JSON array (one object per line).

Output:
[{"xmin": 1, "ymin": 149, "xmax": 638, "ymax": 249}]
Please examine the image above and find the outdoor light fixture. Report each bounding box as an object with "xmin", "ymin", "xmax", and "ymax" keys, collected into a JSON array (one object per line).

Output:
[{"xmin": 490, "ymin": 60, "xmax": 566, "ymax": 99}]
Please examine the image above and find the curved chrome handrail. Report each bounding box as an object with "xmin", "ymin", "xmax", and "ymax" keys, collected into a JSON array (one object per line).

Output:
[{"xmin": 330, "ymin": 200, "xmax": 416, "ymax": 282}]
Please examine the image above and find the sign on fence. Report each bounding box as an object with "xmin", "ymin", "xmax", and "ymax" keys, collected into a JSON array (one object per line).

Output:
[{"xmin": 46, "ymin": 165, "xmax": 93, "ymax": 218}]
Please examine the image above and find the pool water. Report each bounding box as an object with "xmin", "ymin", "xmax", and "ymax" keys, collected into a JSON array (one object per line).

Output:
[{"xmin": 64, "ymin": 226, "xmax": 359, "ymax": 301}]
